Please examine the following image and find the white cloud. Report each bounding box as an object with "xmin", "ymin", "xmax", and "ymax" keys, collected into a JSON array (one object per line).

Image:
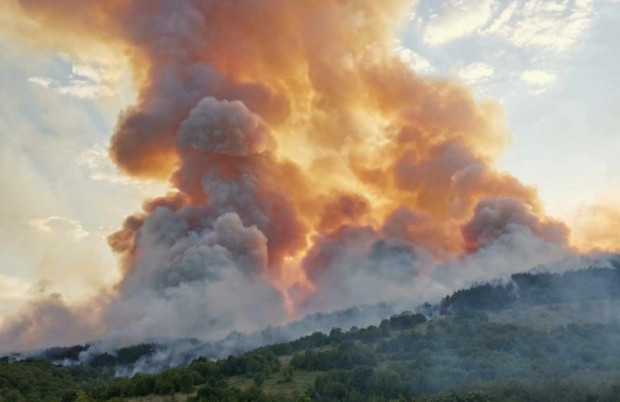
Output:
[
  {"xmin": 72, "ymin": 62, "xmax": 102, "ymax": 83},
  {"xmin": 27, "ymin": 60, "xmax": 109, "ymax": 99},
  {"xmin": 56, "ymin": 81, "xmax": 101, "ymax": 99},
  {"xmin": 521, "ymin": 70, "xmax": 556, "ymax": 86},
  {"xmin": 28, "ymin": 216, "xmax": 89, "ymax": 241},
  {"xmin": 27, "ymin": 77, "xmax": 52, "ymax": 88},
  {"xmin": 422, "ymin": 0, "xmax": 495, "ymax": 45},
  {"xmin": 484, "ymin": 0, "xmax": 595, "ymax": 53},
  {"xmin": 76, "ymin": 143, "xmax": 171, "ymax": 195},
  {"xmin": 458, "ymin": 61, "xmax": 494, "ymax": 83},
  {"xmin": 395, "ymin": 42, "xmax": 435, "ymax": 74},
  {"xmin": 76, "ymin": 143, "xmax": 129, "ymax": 184}
]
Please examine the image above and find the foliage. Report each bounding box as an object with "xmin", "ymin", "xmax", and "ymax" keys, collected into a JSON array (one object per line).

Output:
[
  {"xmin": 440, "ymin": 266, "xmax": 620, "ymax": 315},
  {"xmin": 0, "ymin": 358, "xmax": 110, "ymax": 402},
  {"xmin": 291, "ymin": 341, "xmax": 377, "ymax": 371},
  {"xmin": 2, "ymin": 266, "xmax": 620, "ymax": 401}
]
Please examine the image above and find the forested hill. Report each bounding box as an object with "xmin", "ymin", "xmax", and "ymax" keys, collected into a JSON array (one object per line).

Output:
[
  {"xmin": 2, "ymin": 262, "xmax": 620, "ymax": 401},
  {"xmin": 440, "ymin": 260, "xmax": 620, "ymax": 315},
  {"xmin": 19, "ymin": 303, "xmax": 402, "ymax": 376}
]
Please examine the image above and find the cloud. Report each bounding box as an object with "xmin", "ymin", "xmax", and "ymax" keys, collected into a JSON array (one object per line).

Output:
[
  {"xmin": 28, "ymin": 216, "xmax": 89, "ymax": 241},
  {"xmin": 395, "ymin": 42, "xmax": 435, "ymax": 74},
  {"xmin": 76, "ymin": 143, "xmax": 170, "ymax": 195},
  {"xmin": 457, "ymin": 62, "xmax": 494, "ymax": 84},
  {"xmin": 27, "ymin": 60, "xmax": 109, "ymax": 99},
  {"xmin": 71, "ymin": 62, "xmax": 102, "ymax": 83},
  {"xmin": 484, "ymin": 0, "xmax": 595, "ymax": 53},
  {"xmin": 27, "ymin": 76, "xmax": 52, "ymax": 88},
  {"xmin": 521, "ymin": 69, "xmax": 556, "ymax": 86},
  {"xmin": 422, "ymin": 0, "xmax": 495, "ymax": 45},
  {"xmin": 76, "ymin": 144, "xmax": 132, "ymax": 184}
]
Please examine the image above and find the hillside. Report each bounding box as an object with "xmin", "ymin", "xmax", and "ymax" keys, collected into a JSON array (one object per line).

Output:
[
  {"xmin": 17, "ymin": 302, "xmax": 404, "ymax": 378},
  {"xmin": 2, "ymin": 262, "xmax": 620, "ymax": 401}
]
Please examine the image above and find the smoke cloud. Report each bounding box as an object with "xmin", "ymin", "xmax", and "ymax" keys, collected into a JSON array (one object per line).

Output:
[{"xmin": 0, "ymin": 0, "xmax": 615, "ymax": 353}]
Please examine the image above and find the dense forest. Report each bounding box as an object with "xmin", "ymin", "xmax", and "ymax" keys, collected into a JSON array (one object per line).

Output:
[
  {"xmin": 2, "ymin": 264, "xmax": 620, "ymax": 401},
  {"xmin": 440, "ymin": 265, "xmax": 620, "ymax": 314}
]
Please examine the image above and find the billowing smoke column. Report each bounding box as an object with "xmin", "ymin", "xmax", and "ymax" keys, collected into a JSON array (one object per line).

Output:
[{"xmin": 5, "ymin": 0, "xmax": 576, "ymax": 348}]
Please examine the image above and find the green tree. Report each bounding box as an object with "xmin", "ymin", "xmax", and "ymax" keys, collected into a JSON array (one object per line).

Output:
[
  {"xmin": 3, "ymin": 390, "xmax": 25, "ymax": 402},
  {"xmin": 295, "ymin": 391, "xmax": 312, "ymax": 402},
  {"xmin": 282, "ymin": 365, "xmax": 294, "ymax": 382},
  {"xmin": 253, "ymin": 372, "xmax": 266, "ymax": 388},
  {"xmin": 74, "ymin": 391, "xmax": 92, "ymax": 402}
]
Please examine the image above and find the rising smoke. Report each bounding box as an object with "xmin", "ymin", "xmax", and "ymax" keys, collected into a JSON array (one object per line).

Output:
[{"xmin": 0, "ymin": 0, "xmax": 614, "ymax": 354}]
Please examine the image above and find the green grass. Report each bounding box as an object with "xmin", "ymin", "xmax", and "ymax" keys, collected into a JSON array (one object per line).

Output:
[{"xmin": 227, "ymin": 368, "xmax": 319, "ymax": 398}]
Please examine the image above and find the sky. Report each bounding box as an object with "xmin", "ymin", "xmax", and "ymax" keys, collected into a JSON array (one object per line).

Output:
[
  {"xmin": 400, "ymin": 0, "xmax": 620, "ymax": 217},
  {"xmin": 0, "ymin": 0, "xmax": 618, "ymax": 337},
  {"xmin": 0, "ymin": 33, "xmax": 167, "ymax": 316}
]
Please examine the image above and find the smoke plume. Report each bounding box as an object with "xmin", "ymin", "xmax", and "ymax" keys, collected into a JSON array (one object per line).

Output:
[{"xmin": 1, "ymin": 0, "xmax": 614, "ymax": 353}]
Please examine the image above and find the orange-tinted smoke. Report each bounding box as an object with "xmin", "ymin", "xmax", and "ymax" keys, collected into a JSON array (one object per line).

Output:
[
  {"xmin": 13, "ymin": 0, "xmax": 578, "ymax": 311},
  {"xmin": 570, "ymin": 203, "xmax": 620, "ymax": 253}
]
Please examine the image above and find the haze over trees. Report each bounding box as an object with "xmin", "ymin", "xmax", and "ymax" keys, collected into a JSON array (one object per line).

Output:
[{"xmin": 1, "ymin": 264, "xmax": 620, "ymax": 401}]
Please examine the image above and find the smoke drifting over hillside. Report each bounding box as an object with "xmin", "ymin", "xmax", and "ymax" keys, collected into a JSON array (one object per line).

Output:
[{"xmin": 0, "ymin": 0, "xmax": 615, "ymax": 353}]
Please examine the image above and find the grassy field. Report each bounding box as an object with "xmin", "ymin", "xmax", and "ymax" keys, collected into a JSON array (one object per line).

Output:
[{"xmin": 227, "ymin": 369, "xmax": 318, "ymax": 398}]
